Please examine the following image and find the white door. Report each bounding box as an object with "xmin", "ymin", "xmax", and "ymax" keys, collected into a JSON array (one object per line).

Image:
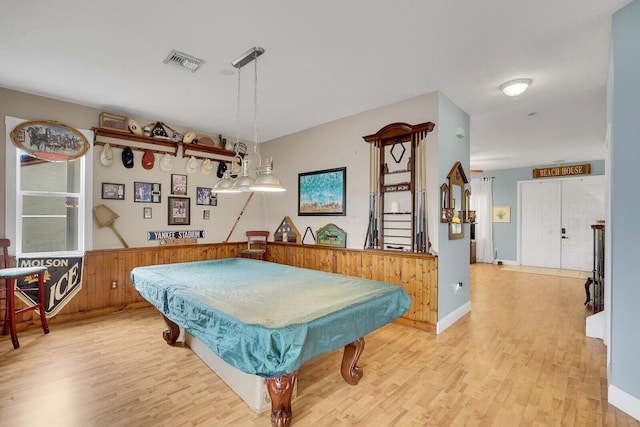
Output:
[
  {"xmin": 519, "ymin": 176, "xmax": 605, "ymax": 271},
  {"xmin": 560, "ymin": 176, "xmax": 605, "ymax": 271},
  {"xmin": 520, "ymin": 180, "xmax": 562, "ymax": 268}
]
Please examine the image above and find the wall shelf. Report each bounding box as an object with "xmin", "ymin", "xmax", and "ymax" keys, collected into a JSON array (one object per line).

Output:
[{"xmin": 93, "ymin": 127, "xmax": 243, "ymax": 163}]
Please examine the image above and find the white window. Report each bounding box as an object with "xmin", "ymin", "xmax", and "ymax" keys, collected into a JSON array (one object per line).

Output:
[{"xmin": 4, "ymin": 116, "xmax": 92, "ymax": 257}]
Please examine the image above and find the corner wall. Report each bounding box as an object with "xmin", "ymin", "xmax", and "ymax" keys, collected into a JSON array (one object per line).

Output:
[{"xmin": 609, "ymin": 0, "xmax": 640, "ymax": 419}]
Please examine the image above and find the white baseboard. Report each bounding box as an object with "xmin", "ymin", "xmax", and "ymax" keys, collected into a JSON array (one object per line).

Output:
[
  {"xmin": 609, "ymin": 384, "xmax": 640, "ymax": 421},
  {"xmin": 437, "ymin": 301, "xmax": 471, "ymax": 334}
]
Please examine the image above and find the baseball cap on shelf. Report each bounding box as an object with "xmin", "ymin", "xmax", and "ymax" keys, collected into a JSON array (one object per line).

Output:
[
  {"xmin": 142, "ymin": 149, "xmax": 155, "ymax": 170},
  {"xmin": 159, "ymin": 153, "xmax": 173, "ymax": 172},
  {"xmin": 186, "ymin": 156, "xmax": 199, "ymax": 174},
  {"xmin": 99, "ymin": 143, "xmax": 113, "ymax": 167},
  {"xmin": 201, "ymin": 158, "xmax": 213, "ymax": 175},
  {"xmin": 122, "ymin": 147, "xmax": 134, "ymax": 168},
  {"xmin": 183, "ymin": 131, "xmax": 197, "ymax": 144}
]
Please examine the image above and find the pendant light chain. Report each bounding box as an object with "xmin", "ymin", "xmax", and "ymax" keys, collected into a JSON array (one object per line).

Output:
[
  {"xmin": 253, "ymin": 50, "xmax": 259, "ymax": 151},
  {"xmin": 236, "ymin": 67, "xmax": 242, "ymax": 144}
]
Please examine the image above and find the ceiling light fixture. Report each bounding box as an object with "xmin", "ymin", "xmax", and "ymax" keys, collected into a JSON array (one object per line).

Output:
[
  {"xmin": 216, "ymin": 46, "xmax": 285, "ymax": 193},
  {"xmin": 499, "ymin": 78, "xmax": 532, "ymax": 97}
]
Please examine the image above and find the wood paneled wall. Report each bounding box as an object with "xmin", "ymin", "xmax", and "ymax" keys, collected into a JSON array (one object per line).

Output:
[
  {"xmin": 11, "ymin": 242, "xmax": 437, "ymax": 332},
  {"xmin": 267, "ymin": 243, "xmax": 438, "ymax": 331}
]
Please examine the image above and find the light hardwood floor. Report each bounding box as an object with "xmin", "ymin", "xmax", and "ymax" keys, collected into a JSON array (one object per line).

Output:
[{"xmin": 1, "ymin": 264, "xmax": 638, "ymax": 426}]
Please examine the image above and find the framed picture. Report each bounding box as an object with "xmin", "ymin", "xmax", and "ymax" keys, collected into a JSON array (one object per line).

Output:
[
  {"xmin": 134, "ymin": 182, "xmax": 161, "ymax": 203},
  {"xmin": 196, "ymin": 187, "xmax": 214, "ymax": 205},
  {"xmin": 203, "ymin": 210, "xmax": 210, "ymax": 220},
  {"xmin": 171, "ymin": 174, "xmax": 187, "ymax": 195},
  {"xmin": 492, "ymin": 206, "xmax": 511, "ymax": 223},
  {"xmin": 298, "ymin": 167, "xmax": 346, "ymax": 216},
  {"xmin": 168, "ymin": 196, "xmax": 190, "ymax": 225},
  {"xmin": 10, "ymin": 120, "xmax": 90, "ymax": 161},
  {"xmin": 99, "ymin": 112, "xmax": 128, "ymax": 132},
  {"xmin": 143, "ymin": 207, "xmax": 152, "ymax": 219},
  {"xmin": 102, "ymin": 183, "xmax": 125, "ymax": 200}
]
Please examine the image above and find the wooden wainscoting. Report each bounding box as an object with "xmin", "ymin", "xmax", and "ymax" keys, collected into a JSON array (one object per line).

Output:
[
  {"xmin": 267, "ymin": 243, "xmax": 438, "ymax": 331},
  {"xmin": 10, "ymin": 242, "xmax": 437, "ymax": 332}
]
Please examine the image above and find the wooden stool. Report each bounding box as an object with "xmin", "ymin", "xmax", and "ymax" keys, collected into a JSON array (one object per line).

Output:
[
  {"xmin": 239, "ymin": 231, "xmax": 269, "ymax": 261},
  {"xmin": 0, "ymin": 239, "xmax": 49, "ymax": 349}
]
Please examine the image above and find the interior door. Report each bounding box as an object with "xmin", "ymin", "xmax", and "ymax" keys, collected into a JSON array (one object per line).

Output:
[
  {"xmin": 560, "ymin": 176, "xmax": 605, "ymax": 271},
  {"xmin": 520, "ymin": 180, "xmax": 562, "ymax": 268}
]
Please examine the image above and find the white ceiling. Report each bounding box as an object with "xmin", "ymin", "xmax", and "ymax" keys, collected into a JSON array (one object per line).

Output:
[{"xmin": 0, "ymin": 0, "xmax": 630, "ymax": 171}]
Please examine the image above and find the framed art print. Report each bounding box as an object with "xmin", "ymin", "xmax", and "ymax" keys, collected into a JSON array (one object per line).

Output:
[
  {"xmin": 298, "ymin": 167, "xmax": 346, "ymax": 216},
  {"xmin": 134, "ymin": 182, "xmax": 161, "ymax": 203},
  {"xmin": 171, "ymin": 174, "xmax": 187, "ymax": 195},
  {"xmin": 102, "ymin": 183, "xmax": 125, "ymax": 200},
  {"xmin": 168, "ymin": 196, "xmax": 190, "ymax": 225}
]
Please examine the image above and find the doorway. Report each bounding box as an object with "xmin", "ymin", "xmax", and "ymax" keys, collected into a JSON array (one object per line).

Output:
[{"xmin": 518, "ymin": 175, "xmax": 605, "ymax": 271}]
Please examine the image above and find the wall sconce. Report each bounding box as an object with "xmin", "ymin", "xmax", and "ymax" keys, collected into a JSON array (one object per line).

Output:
[
  {"xmin": 468, "ymin": 210, "xmax": 476, "ymax": 223},
  {"xmin": 440, "ymin": 183, "xmax": 451, "ymax": 223}
]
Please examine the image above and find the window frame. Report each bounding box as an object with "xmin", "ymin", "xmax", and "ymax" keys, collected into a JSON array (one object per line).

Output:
[{"xmin": 4, "ymin": 116, "xmax": 93, "ymax": 258}]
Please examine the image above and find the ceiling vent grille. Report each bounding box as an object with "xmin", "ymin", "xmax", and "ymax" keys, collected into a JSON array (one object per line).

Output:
[{"xmin": 163, "ymin": 50, "xmax": 205, "ymax": 73}]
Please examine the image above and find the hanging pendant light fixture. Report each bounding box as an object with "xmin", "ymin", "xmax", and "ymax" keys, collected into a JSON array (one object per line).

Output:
[{"xmin": 224, "ymin": 46, "xmax": 285, "ymax": 193}]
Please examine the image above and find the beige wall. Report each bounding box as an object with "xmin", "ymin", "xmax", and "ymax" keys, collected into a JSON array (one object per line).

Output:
[
  {"xmin": 2, "ymin": 87, "xmax": 445, "ymax": 252},
  {"xmin": 259, "ymin": 92, "xmax": 441, "ymax": 250},
  {"xmin": 1, "ymin": 86, "xmax": 265, "ymax": 249}
]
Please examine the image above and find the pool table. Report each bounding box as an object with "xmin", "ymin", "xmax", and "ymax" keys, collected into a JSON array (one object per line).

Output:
[{"xmin": 130, "ymin": 258, "xmax": 410, "ymax": 426}]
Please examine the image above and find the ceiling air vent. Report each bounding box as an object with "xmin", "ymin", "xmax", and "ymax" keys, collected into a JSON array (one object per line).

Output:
[{"xmin": 163, "ymin": 50, "xmax": 205, "ymax": 73}]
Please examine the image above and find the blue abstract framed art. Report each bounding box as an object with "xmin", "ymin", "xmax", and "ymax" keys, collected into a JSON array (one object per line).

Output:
[{"xmin": 298, "ymin": 167, "xmax": 346, "ymax": 216}]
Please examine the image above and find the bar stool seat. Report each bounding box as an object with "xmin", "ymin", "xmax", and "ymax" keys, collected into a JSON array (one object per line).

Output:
[{"xmin": 0, "ymin": 239, "xmax": 49, "ymax": 349}]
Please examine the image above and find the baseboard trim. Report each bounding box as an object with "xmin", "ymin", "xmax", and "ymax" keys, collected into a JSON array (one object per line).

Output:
[
  {"xmin": 609, "ymin": 384, "xmax": 640, "ymax": 421},
  {"xmin": 437, "ymin": 301, "xmax": 471, "ymax": 335}
]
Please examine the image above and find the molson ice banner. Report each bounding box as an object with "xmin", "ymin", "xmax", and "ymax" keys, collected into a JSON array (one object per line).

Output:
[{"xmin": 16, "ymin": 257, "xmax": 84, "ymax": 317}]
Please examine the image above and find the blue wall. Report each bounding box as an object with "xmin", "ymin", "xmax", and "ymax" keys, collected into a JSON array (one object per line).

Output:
[
  {"xmin": 437, "ymin": 93, "xmax": 471, "ymax": 321},
  {"xmin": 471, "ymin": 160, "xmax": 605, "ymax": 262},
  {"xmin": 611, "ymin": 0, "xmax": 640, "ymax": 405}
]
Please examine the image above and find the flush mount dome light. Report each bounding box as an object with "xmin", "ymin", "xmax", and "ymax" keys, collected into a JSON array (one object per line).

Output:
[{"xmin": 500, "ymin": 78, "xmax": 532, "ymax": 97}]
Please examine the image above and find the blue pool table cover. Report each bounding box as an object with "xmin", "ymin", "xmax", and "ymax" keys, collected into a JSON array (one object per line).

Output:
[{"xmin": 130, "ymin": 258, "xmax": 410, "ymax": 378}]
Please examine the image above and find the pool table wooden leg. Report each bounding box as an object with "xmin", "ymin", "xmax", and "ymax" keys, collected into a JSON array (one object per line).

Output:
[
  {"xmin": 341, "ymin": 337, "xmax": 365, "ymax": 385},
  {"xmin": 266, "ymin": 371, "xmax": 297, "ymax": 427},
  {"xmin": 161, "ymin": 314, "xmax": 180, "ymax": 344}
]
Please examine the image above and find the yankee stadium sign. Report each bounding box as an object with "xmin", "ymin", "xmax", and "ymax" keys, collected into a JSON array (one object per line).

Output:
[{"xmin": 16, "ymin": 257, "xmax": 84, "ymax": 316}]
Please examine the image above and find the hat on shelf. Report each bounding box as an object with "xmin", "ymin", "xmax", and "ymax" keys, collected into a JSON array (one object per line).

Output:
[
  {"xmin": 122, "ymin": 147, "xmax": 134, "ymax": 168},
  {"xmin": 183, "ymin": 131, "xmax": 197, "ymax": 144},
  {"xmin": 186, "ymin": 156, "xmax": 199, "ymax": 174},
  {"xmin": 99, "ymin": 143, "xmax": 113, "ymax": 167},
  {"xmin": 159, "ymin": 153, "xmax": 173, "ymax": 172},
  {"xmin": 128, "ymin": 118, "xmax": 142, "ymax": 135},
  {"xmin": 216, "ymin": 161, "xmax": 227, "ymax": 178},
  {"xmin": 142, "ymin": 149, "xmax": 155, "ymax": 170},
  {"xmin": 201, "ymin": 158, "xmax": 213, "ymax": 175}
]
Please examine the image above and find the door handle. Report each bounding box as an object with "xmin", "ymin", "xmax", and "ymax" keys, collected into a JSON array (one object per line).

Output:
[{"xmin": 562, "ymin": 236, "xmax": 569, "ymax": 239}]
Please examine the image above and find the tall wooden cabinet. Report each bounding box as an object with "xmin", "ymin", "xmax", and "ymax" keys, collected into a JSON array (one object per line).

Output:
[{"xmin": 363, "ymin": 122, "xmax": 435, "ymax": 252}]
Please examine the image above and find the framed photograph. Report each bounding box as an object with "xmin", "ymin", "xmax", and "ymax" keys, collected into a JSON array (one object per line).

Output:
[
  {"xmin": 298, "ymin": 167, "xmax": 346, "ymax": 216},
  {"xmin": 102, "ymin": 183, "xmax": 125, "ymax": 200},
  {"xmin": 203, "ymin": 210, "xmax": 210, "ymax": 220},
  {"xmin": 99, "ymin": 112, "xmax": 128, "ymax": 132},
  {"xmin": 134, "ymin": 182, "xmax": 161, "ymax": 203},
  {"xmin": 168, "ymin": 196, "xmax": 190, "ymax": 225},
  {"xmin": 171, "ymin": 174, "xmax": 187, "ymax": 195},
  {"xmin": 143, "ymin": 207, "xmax": 152, "ymax": 219},
  {"xmin": 196, "ymin": 187, "xmax": 213, "ymax": 205}
]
